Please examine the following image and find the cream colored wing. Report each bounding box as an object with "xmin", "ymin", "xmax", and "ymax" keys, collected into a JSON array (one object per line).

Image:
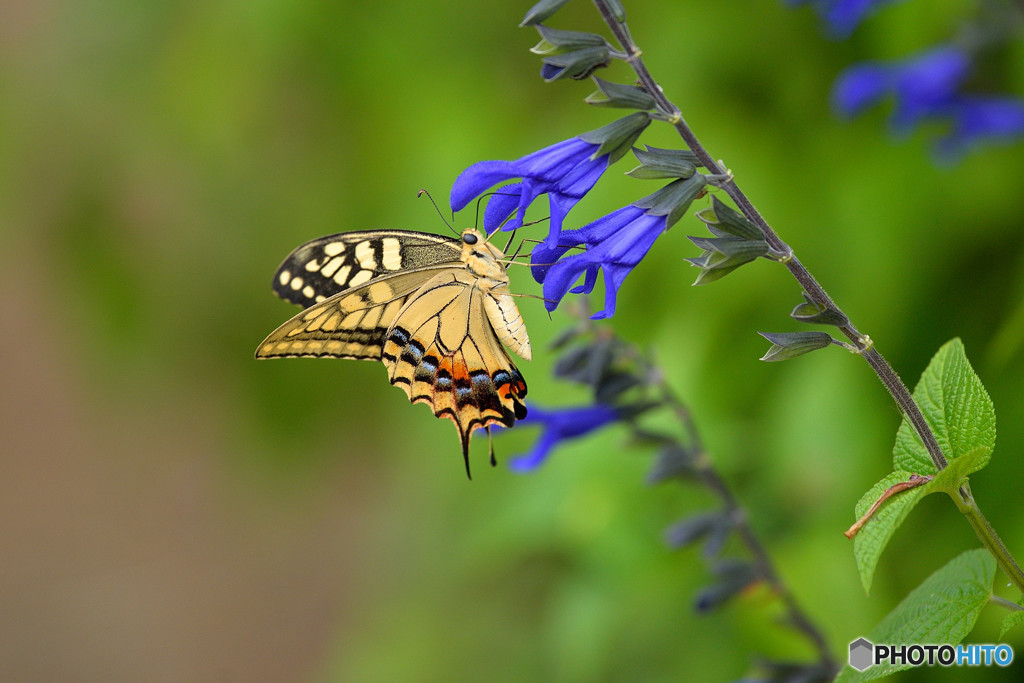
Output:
[
  {"xmin": 255, "ymin": 269, "xmax": 460, "ymax": 360},
  {"xmin": 381, "ymin": 270, "xmax": 528, "ymax": 476}
]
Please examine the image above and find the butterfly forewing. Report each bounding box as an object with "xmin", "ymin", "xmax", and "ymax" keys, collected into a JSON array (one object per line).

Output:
[
  {"xmin": 272, "ymin": 231, "xmax": 462, "ymax": 308},
  {"xmin": 256, "ymin": 269, "xmax": 459, "ymax": 360}
]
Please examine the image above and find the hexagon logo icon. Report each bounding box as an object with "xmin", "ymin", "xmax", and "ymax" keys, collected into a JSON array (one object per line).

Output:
[{"xmin": 849, "ymin": 638, "xmax": 874, "ymax": 671}]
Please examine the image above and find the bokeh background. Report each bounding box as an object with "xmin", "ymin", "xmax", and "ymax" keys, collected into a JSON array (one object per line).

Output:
[{"xmin": 3, "ymin": 1, "xmax": 1024, "ymax": 681}]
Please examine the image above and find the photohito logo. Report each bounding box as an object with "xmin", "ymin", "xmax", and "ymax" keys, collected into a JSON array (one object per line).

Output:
[{"xmin": 849, "ymin": 638, "xmax": 1014, "ymax": 671}]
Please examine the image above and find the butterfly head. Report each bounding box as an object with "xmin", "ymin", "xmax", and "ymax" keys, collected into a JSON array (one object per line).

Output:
[{"xmin": 460, "ymin": 228, "xmax": 507, "ymax": 279}]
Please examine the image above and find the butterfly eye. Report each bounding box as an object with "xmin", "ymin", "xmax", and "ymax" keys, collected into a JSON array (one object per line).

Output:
[{"xmin": 462, "ymin": 232, "xmax": 479, "ymax": 245}]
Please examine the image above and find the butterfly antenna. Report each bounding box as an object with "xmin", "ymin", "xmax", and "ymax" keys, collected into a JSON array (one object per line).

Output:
[
  {"xmin": 473, "ymin": 189, "xmax": 528, "ymax": 234},
  {"xmin": 418, "ymin": 189, "xmax": 459, "ymax": 236}
]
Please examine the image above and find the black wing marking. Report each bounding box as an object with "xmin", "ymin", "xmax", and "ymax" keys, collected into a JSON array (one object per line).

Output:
[{"xmin": 272, "ymin": 230, "xmax": 462, "ymax": 309}]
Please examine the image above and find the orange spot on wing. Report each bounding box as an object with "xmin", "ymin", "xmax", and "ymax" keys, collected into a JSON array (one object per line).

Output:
[
  {"xmin": 498, "ymin": 379, "xmax": 526, "ymax": 399},
  {"xmin": 450, "ymin": 359, "xmax": 472, "ymax": 381}
]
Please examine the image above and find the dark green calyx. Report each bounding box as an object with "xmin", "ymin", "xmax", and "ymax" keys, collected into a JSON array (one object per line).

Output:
[
  {"xmin": 634, "ymin": 174, "xmax": 708, "ymax": 228},
  {"xmin": 532, "ymin": 25, "xmax": 611, "ymax": 53},
  {"xmin": 627, "ymin": 145, "xmax": 699, "ymax": 179},
  {"xmin": 520, "ymin": 0, "xmax": 571, "ymax": 26},
  {"xmin": 695, "ymin": 196, "xmax": 764, "ymax": 241},
  {"xmin": 585, "ymin": 78, "xmax": 657, "ymax": 110},
  {"xmin": 541, "ymin": 47, "xmax": 613, "ymax": 82},
  {"xmin": 579, "ymin": 111, "xmax": 652, "ymax": 162},
  {"xmin": 758, "ymin": 331, "xmax": 835, "ymax": 362},
  {"xmin": 790, "ymin": 297, "xmax": 849, "ymax": 327}
]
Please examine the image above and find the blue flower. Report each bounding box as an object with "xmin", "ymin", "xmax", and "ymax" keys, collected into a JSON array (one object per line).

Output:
[
  {"xmin": 935, "ymin": 97, "xmax": 1024, "ymax": 159},
  {"xmin": 785, "ymin": 0, "xmax": 901, "ymax": 38},
  {"xmin": 530, "ymin": 205, "xmax": 667, "ymax": 319},
  {"xmin": 540, "ymin": 63, "xmax": 563, "ymax": 81},
  {"xmin": 833, "ymin": 46, "xmax": 1024, "ymax": 157},
  {"xmin": 449, "ymin": 137, "xmax": 610, "ymax": 246},
  {"xmin": 509, "ymin": 404, "xmax": 620, "ymax": 472},
  {"xmin": 834, "ymin": 47, "xmax": 966, "ymax": 126}
]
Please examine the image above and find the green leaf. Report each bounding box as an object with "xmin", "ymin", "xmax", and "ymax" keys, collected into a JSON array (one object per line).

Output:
[
  {"xmin": 892, "ymin": 338, "xmax": 995, "ymax": 475},
  {"xmin": 836, "ymin": 549, "xmax": 996, "ymax": 683},
  {"xmin": 851, "ymin": 471, "xmax": 934, "ymax": 594},
  {"xmin": 999, "ymin": 608, "xmax": 1024, "ymax": 639},
  {"xmin": 929, "ymin": 445, "xmax": 990, "ymax": 496},
  {"xmin": 850, "ymin": 453, "xmax": 988, "ymax": 594}
]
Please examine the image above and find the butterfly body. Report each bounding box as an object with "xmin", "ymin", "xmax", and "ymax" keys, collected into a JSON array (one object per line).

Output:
[{"xmin": 256, "ymin": 228, "xmax": 530, "ymax": 475}]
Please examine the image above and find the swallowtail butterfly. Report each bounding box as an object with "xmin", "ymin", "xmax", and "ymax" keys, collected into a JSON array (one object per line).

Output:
[{"xmin": 255, "ymin": 229, "xmax": 531, "ymax": 476}]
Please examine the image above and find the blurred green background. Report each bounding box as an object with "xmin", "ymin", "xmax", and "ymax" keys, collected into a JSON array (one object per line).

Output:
[{"xmin": 2, "ymin": 0, "xmax": 1024, "ymax": 681}]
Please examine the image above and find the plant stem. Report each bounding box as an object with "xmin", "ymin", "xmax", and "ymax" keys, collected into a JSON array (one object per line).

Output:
[
  {"xmin": 590, "ymin": 0, "xmax": 1024, "ymax": 594},
  {"xmin": 658, "ymin": 381, "xmax": 838, "ymax": 675},
  {"xmin": 990, "ymin": 595, "xmax": 1024, "ymax": 611},
  {"xmin": 591, "ymin": 0, "xmax": 946, "ymax": 468},
  {"xmin": 958, "ymin": 483, "xmax": 1024, "ymax": 591}
]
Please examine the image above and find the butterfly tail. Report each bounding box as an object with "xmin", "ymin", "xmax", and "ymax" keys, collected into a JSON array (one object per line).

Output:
[
  {"xmin": 460, "ymin": 427, "xmax": 473, "ymax": 480},
  {"xmin": 487, "ymin": 426, "xmax": 497, "ymax": 467}
]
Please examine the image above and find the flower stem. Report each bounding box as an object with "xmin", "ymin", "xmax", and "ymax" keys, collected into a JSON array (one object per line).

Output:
[
  {"xmin": 590, "ymin": 0, "xmax": 1024, "ymax": 594},
  {"xmin": 656, "ymin": 379, "xmax": 837, "ymax": 675}
]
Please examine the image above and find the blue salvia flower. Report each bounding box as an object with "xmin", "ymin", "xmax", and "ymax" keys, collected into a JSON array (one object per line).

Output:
[
  {"xmin": 509, "ymin": 404, "xmax": 620, "ymax": 472},
  {"xmin": 833, "ymin": 45, "xmax": 1024, "ymax": 157},
  {"xmin": 834, "ymin": 46, "xmax": 968, "ymax": 126},
  {"xmin": 785, "ymin": 0, "xmax": 902, "ymax": 38},
  {"xmin": 530, "ymin": 205, "xmax": 668, "ymax": 319},
  {"xmin": 449, "ymin": 137, "xmax": 610, "ymax": 246},
  {"xmin": 933, "ymin": 97, "xmax": 1024, "ymax": 158}
]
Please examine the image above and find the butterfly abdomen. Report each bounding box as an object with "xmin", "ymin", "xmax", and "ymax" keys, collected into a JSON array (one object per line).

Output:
[{"xmin": 483, "ymin": 291, "xmax": 532, "ymax": 361}]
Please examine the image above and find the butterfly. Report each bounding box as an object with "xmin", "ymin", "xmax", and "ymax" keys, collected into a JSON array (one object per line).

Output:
[{"xmin": 255, "ymin": 228, "xmax": 531, "ymax": 477}]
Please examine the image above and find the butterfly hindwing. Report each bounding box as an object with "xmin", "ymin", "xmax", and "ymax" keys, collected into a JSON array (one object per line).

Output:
[
  {"xmin": 272, "ymin": 230, "xmax": 462, "ymax": 309},
  {"xmin": 381, "ymin": 269, "xmax": 528, "ymax": 472}
]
